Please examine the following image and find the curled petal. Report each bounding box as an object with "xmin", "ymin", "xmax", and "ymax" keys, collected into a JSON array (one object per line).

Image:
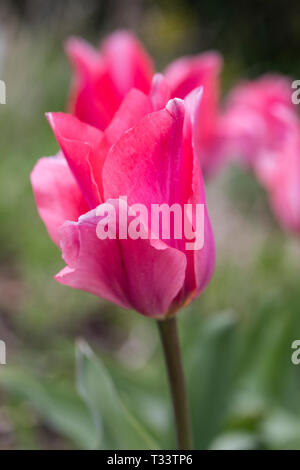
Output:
[
  {"xmin": 56, "ymin": 204, "xmax": 186, "ymax": 318},
  {"xmin": 47, "ymin": 112, "xmax": 104, "ymax": 207},
  {"xmin": 30, "ymin": 154, "xmax": 88, "ymax": 245}
]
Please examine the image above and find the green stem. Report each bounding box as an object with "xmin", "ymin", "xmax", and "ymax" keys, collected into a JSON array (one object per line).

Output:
[{"xmin": 157, "ymin": 316, "xmax": 193, "ymax": 450}]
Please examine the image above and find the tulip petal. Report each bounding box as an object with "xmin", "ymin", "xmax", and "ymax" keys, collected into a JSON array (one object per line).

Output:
[
  {"xmin": 30, "ymin": 154, "xmax": 88, "ymax": 245},
  {"xmin": 183, "ymin": 88, "xmax": 215, "ymax": 299},
  {"xmin": 55, "ymin": 204, "xmax": 186, "ymax": 318},
  {"xmin": 165, "ymin": 52, "xmax": 222, "ymax": 101},
  {"xmin": 65, "ymin": 37, "xmax": 100, "ymax": 76},
  {"xmin": 105, "ymin": 88, "xmax": 153, "ymax": 146},
  {"xmin": 101, "ymin": 30, "xmax": 153, "ymax": 97},
  {"xmin": 150, "ymin": 73, "xmax": 171, "ymax": 111},
  {"xmin": 103, "ymin": 93, "xmax": 215, "ymax": 306},
  {"xmin": 47, "ymin": 112, "xmax": 104, "ymax": 208},
  {"xmin": 66, "ymin": 32, "xmax": 153, "ymax": 131},
  {"xmin": 102, "ymin": 99, "xmax": 185, "ymax": 209},
  {"xmin": 66, "ymin": 37, "xmax": 120, "ymax": 130},
  {"xmin": 165, "ymin": 52, "xmax": 223, "ymax": 175}
]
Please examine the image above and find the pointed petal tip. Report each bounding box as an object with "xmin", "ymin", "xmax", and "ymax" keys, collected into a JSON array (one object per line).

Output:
[
  {"xmin": 152, "ymin": 73, "xmax": 164, "ymax": 84},
  {"xmin": 166, "ymin": 97, "xmax": 185, "ymax": 118},
  {"xmin": 45, "ymin": 111, "xmax": 64, "ymax": 130}
]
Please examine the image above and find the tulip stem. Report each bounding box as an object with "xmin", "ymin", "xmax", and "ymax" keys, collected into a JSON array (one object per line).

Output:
[{"xmin": 157, "ymin": 316, "xmax": 193, "ymax": 450}]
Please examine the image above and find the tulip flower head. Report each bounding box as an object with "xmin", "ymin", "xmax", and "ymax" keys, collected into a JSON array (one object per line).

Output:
[
  {"xmin": 66, "ymin": 30, "xmax": 224, "ymax": 176},
  {"xmin": 222, "ymin": 75, "xmax": 296, "ymax": 166},
  {"xmin": 222, "ymin": 74, "xmax": 300, "ymax": 234},
  {"xmin": 31, "ymin": 79, "xmax": 215, "ymax": 318}
]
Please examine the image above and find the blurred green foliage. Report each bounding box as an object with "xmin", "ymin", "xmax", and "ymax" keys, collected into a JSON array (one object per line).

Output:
[{"xmin": 1, "ymin": 0, "xmax": 300, "ymax": 450}]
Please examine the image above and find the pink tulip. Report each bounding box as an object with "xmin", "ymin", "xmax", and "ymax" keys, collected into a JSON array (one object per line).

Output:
[
  {"xmin": 66, "ymin": 31, "xmax": 154, "ymax": 131},
  {"xmin": 31, "ymin": 86, "xmax": 215, "ymax": 318},
  {"xmin": 66, "ymin": 30, "xmax": 223, "ymax": 176},
  {"xmin": 222, "ymin": 74, "xmax": 300, "ymax": 233},
  {"xmin": 265, "ymin": 131, "xmax": 300, "ymax": 233},
  {"xmin": 222, "ymin": 75, "xmax": 296, "ymax": 167}
]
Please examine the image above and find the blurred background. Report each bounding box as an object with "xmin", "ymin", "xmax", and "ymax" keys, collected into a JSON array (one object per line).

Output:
[{"xmin": 1, "ymin": 0, "xmax": 300, "ymax": 450}]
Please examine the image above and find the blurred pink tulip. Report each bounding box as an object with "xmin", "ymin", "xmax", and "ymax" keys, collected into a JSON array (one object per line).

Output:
[
  {"xmin": 31, "ymin": 87, "xmax": 215, "ymax": 318},
  {"xmin": 223, "ymin": 74, "xmax": 300, "ymax": 233},
  {"xmin": 66, "ymin": 30, "xmax": 224, "ymax": 176},
  {"xmin": 222, "ymin": 75, "xmax": 296, "ymax": 166},
  {"xmin": 265, "ymin": 131, "xmax": 300, "ymax": 233}
]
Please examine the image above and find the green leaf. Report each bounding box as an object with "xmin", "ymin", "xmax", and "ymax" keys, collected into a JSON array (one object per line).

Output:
[
  {"xmin": 76, "ymin": 340, "xmax": 159, "ymax": 450},
  {"xmin": 187, "ymin": 311, "xmax": 239, "ymax": 449},
  {"xmin": 0, "ymin": 367, "xmax": 96, "ymax": 449}
]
